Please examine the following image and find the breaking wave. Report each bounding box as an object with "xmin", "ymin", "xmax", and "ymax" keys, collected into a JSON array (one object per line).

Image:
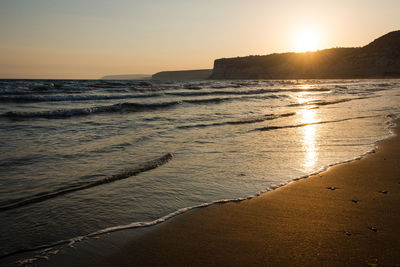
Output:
[
  {"xmin": 178, "ymin": 112, "xmax": 296, "ymax": 129},
  {"xmin": 166, "ymin": 88, "xmax": 281, "ymax": 97},
  {"xmin": 2, "ymin": 95, "xmax": 280, "ymax": 119},
  {"xmin": 287, "ymin": 96, "xmax": 374, "ymax": 108},
  {"xmin": 254, "ymin": 116, "xmax": 375, "ymax": 132},
  {"xmin": 3, "ymin": 105, "xmax": 123, "ymax": 119},
  {"xmin": 0, "ymin": 153, "xmax": 173, "ymax": 213},
  {"xmin": 0, "ymin": 93, "xmax": 161, "ymax": 103}
]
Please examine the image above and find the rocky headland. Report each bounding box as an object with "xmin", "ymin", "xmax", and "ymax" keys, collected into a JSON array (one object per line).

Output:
[
  {"xmin": 101, "ymin": 74, "xmax": 152, "ymax": 80},
  {"xmin": 152, "ymin": 69, "xmax": 212, "ymax": 80},
  {"xmin": 211, "ymin": 30, "xmax": 400, "ymax": 79}
]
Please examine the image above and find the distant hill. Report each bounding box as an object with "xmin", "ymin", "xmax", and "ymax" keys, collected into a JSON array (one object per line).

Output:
[
  {"xmin": 152, "ymin": 69, "xmax": 212, "ymax": 80},
  {"xmin": 211, "ymin": 30, "xmax": 400, "ymax": 79},
  {"xmin": 101, "ymin": 74, "xmax": 152, "ymax": 80}
]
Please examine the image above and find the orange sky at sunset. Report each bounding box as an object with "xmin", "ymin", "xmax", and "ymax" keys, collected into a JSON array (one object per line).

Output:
[{"xmin": 0, "ymin": 0, "xmax": 399, "ymax": 79}]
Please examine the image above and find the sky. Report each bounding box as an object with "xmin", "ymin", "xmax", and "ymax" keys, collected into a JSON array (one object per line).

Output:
[{"xmin": 0, "ymin": 0, "xmax": 399, "ymax": 79}]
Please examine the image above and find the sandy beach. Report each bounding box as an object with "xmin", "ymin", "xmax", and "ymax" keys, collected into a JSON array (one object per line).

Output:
[{"xmin": 100, "ymin": 120, "xmax": 400, "ymax": 266}]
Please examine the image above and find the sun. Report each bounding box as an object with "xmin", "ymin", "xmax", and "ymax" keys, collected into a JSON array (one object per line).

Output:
[{"xmin": 294, "ymin": 29, "xmax": 320, "ymax": 52}]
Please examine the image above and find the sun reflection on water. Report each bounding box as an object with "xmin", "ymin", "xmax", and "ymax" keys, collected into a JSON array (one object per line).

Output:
[
  {"xmin": 296, "ymin": 84, "xmax": 315, "ymax": 91},
  {"xmin": 303, "ymin": 123, "xmax": 316, "ymax": 169},
  {"xmin": 298, "ymin": 95, "xmax": 318, "ymax": 170}
]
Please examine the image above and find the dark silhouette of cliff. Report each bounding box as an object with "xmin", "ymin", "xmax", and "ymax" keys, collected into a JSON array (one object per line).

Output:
[
  {"xmin": 152, "ymin": 69, "xmax": 212, "ymax": 80},
  {"xmin": 101, "ymin": 74, "xmax": 151, "ymax": 80},
  {"xmin": 211, "ymin": 30, "xmax": 400, "ymax": 79}
]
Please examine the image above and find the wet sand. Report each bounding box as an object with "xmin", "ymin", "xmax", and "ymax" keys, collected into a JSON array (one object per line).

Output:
[{"xmin": 102, "ymin": 121, "xmax": 400, "ymax": 266}]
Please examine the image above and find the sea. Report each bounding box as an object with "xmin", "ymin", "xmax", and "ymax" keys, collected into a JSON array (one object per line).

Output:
[{"xmin": 0, "ymin": 79, "xmax": 399, "ymax": 265}]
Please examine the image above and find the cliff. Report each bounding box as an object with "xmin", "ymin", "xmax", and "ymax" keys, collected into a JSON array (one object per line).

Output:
[
  {"xmin": 211, "ymin": 30, "xmax": 400, "ymax": 79},
  {"xmin": 101, "ymin": 74, "xmax": 151, "ymax": 80},
  {"xmin": 152, "ymin": 69, "xmax": 212, "ymax": 80}
]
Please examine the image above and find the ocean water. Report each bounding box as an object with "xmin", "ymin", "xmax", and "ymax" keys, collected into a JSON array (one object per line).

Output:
[{"xmin": 0, "ymin": 79, "xmax": 399, "ymax": 262}]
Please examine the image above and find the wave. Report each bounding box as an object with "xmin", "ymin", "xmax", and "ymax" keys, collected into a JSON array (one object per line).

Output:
[
  {"xmin": 166, "ymin": 87, "xmax": 331, "ymax": 98},
  {"xmin": 185, "ymin": 98, "xmax": 226, "ymax": 104},
  {"xmin": 291, "ymin": 95, "xmax": 379, "ymax": 108},
  {"xmin": 184, "ymin": 84, "xmax": 202, "ymax": 90},
  {"xmin": 0, "ymin": 93, "xmax": 160, "ymax": 103},
  {"xmin": 3, "ymin": 105, "xmax": 122, "ymax": 119},
  {"xmin": 287, "ymin": 96, "xmax": 370, "ymax": 108},
  {"xmin": 0, "ymin": 153, "xmax": 173, "ymax": 213},
  {"xmin": 3, "ymin": 95, "xmax": 269, "ymax": 119},
  {"xmin": 88, "ymin": 81, "xmax": 145, "ymax": 88},
  {"xmin": 254, "ymin": 116, "xmax": 374, "ymax": 132},
  {"xmin": 0, "ymin": 88, "xmax": 88, "ymax": 96},
  {"xmin": 120, "ymin": 101, "xmax": 182, "ymax": 111},
  {"xmin": 2, "ymin": 101, "xmax": 184, "ymax": 119},
  {"xmin": 281, "ymin": 88, "xmax": 332, "ymax": 93},
  {"xmin": 178, "ymin": 112, "xmax": 296, "ymax": 129},
  {"xmin": 122, "ymin": 96, "xmax": 267, "ymax": 107},
  {"xmin": 166, "ymin": 88, "xmax": 281, "ymax": 97}
]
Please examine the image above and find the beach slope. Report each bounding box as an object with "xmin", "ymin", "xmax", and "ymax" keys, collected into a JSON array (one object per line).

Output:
[{"xmin": 102, "ymin": 122, "xmax": 400, "ymax": 266}]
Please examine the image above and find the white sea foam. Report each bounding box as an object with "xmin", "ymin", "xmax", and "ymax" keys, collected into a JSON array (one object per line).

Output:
[{"xmin": 0, "ymin": 93, "xmax": 160, "ymax": 103}]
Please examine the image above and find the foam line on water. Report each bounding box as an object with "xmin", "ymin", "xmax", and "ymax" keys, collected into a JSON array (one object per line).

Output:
[
  {"xmin": 3, "ymin": 104, "xmax": 123, "ymax": 119},
  {"xmin": 287, "ymin": 96, "xmax": 373, "ymax": 108},
  {"xmin": 178, "ymin": 112, "xmax": 296, "ymax": 129},
  {"xmin": 2, "ymin": 95, "xmax": 280, "ymax": 120},
  {"xmin": 2, "ymin": 102, "xmax": 180, "ymax": 119},
  {"xmin": 254, "ymin": 115, "xmax": 376, "ymax": 132},
  {"xmin": 0, "ymin": 93, "xmax": 161, "ymax": 103},
  {"xmin": 166, "ymin": 88, "xmax": 281, "ymax": 97},
  {"xmin": 0, "ymin": 153, "xmax": 173, "ymax": 213}
]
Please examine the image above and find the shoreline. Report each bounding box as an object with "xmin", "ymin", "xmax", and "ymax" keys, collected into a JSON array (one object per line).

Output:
[
  {"xmin": 3, "ymin": 118, "xmax": 397, "ymax": 266},
  {"xmin": 2, "ymin": 124, "xmax": 394, "ymax": 265},
  {"xmin": 99, "ymin": 119, "xmax": 400, "ymax": 266}
]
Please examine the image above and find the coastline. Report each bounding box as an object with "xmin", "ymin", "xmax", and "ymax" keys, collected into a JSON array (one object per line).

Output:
[{"xmin": 100, "ymin": 119, "xmax": 400, "ymax": 266}]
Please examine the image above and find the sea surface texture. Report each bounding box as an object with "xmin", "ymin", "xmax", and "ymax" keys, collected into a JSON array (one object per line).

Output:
[{"xmin": 0, "ymin": 79, "xmax": 399, "ymax": 259}]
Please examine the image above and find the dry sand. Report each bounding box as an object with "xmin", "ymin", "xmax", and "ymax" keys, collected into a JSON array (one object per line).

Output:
[{"xmin": 102, "ymin": 122, "xmax": 400, "ymax": 266}]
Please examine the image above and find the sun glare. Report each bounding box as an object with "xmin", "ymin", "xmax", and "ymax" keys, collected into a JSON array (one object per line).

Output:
[{"xmin": 294, "ymin": 29, "xmax": 320, "ymax": 52}]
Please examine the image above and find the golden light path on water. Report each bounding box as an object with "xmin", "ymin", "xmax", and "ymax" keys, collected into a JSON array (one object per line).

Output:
[
  {"xmin": 297, "ymin": 88, "xmax": 318, "ymax": 170},
  {"xmin": 302, "ymin": 111, "xmax": 317, "ymax": 169}
]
